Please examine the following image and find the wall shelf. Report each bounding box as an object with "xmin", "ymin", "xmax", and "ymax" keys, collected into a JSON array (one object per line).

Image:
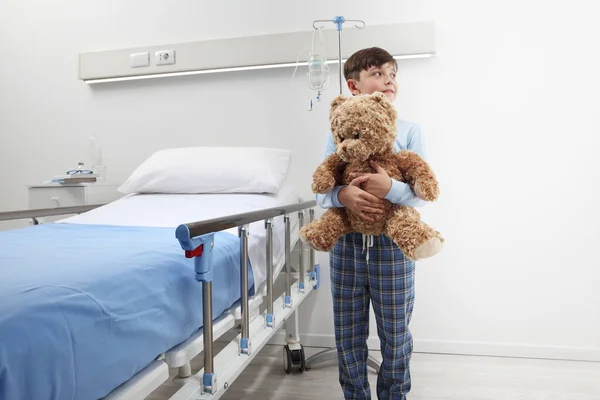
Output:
[{"xmin": 78, "ymin": 20, "xmax": 435, "ymax": 84}]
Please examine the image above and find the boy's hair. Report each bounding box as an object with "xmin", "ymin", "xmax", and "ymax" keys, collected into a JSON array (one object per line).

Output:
[{"xmin": 343, "ymin": 47, "xmax": 398, "ymax": 81}]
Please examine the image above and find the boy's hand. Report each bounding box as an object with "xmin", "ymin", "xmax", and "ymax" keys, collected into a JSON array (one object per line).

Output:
[
  {"xmin": 339, "ymin": 176, "xmax": 385, "ymax": 222},
  {"xmin": 349, "ymin": 161, "xmax": 392, "ymax": 199}
]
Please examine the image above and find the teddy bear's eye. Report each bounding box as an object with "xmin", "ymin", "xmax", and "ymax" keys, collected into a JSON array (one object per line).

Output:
[{"xmin": 354, "ymin": 131, "xmax": 360, "ymax": 139}]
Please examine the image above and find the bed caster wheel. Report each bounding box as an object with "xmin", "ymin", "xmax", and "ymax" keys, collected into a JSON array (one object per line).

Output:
[
  {"xmin": 283, "ymin": 344, "xmax": 306, "ymax": 374},
  {"xmin": 283, "ymin": 345, "xmax": 292, "ymax": 374},
  {"xmin": 298, "ymin": 346, "xmax": 306, "ymax": 373}
]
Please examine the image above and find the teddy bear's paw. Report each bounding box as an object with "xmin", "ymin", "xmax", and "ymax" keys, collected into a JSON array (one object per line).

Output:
[
  {"xmin": 413, "ymin": 237, "xmax": 443, "ymax": 260},
  {"xmin": 301, "ymin": 237, "xmax": 330, "ymax": 253},
  {"xmin": 300, "ymin": 226, "xmax": 334, "ymax": 252},
  {"xmin": 414, "ymin": 180, "xmax": 439, "ymax": 202},
  {"xmin": 312, "ymin": 176, "xmax": 336, "ymax": 194}
]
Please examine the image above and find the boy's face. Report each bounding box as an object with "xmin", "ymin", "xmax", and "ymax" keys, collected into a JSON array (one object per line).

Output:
[{"xmin": 347, "ymin": 62, "xmax": 398, "ymax": 103}]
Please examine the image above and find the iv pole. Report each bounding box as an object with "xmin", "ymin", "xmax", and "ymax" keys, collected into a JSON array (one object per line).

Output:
[
  {"xmin": 312, "ymin": 16, "xmax": 366, "ymax": 94},
  {"xmin": 304, "ymin": 15, "xmax": 381, "ymax": 375}
]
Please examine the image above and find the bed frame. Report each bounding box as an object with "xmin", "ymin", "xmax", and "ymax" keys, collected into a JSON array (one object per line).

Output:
[{"xmin": 0, "ymin": 199, "xmax": 320, "ymax": 400}]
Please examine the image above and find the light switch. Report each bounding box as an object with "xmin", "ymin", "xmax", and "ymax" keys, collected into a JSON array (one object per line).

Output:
[{"xmin": 130, "ymin": 52, "xmax": 150, "ymax": 68}]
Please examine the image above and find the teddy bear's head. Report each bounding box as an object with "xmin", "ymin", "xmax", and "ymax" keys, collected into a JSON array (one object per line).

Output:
[{"xmin": 329, "ymin": 92, "xmax": 398, "ymax": 163}]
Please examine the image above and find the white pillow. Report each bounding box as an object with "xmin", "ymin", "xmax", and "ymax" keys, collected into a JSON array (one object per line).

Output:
[{"xmin": 118, "ymin": 147, "xmax": 291, "ymax": 194}]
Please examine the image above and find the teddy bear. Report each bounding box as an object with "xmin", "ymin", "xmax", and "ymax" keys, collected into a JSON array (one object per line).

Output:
[{"xmin": 299, "ymin": 92, "xmax": 444, "ymax": 261}]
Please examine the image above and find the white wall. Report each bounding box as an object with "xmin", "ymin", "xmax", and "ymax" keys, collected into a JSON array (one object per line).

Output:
[{"xmin": 1, "ymin": 0, "xmax": 599, "ymax": 362}]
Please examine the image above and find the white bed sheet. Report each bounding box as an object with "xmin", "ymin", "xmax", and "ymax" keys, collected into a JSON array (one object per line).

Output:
[{"xmin": 58, "ymin": 183, "xmax": 301, "ymax": 291}]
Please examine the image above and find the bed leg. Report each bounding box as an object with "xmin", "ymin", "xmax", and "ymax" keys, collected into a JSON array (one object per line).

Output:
[
  {"xmin": 175, "ymin": 227, "xmax": 218, "ymax": 395},
  {"xmin": 171, "ymin": 360, "xmax": 194, "ymax": 385},
  {"xmin": 282, "ymin": 209, "xmax": 311, "ymax": 374},
  {"xmin": 284, "ymin": 309, "xmax": 302, "ymax": 346},
  {"xmin": 174, "ymin": 363, "xmax": 192, "ymax": 383},
  {"xmin": 202, "ymin": 280, "xmax": 218, "ymax": 394},
  {"xmin": 239, "ymin": 225, "xmax": 252, "ymax": 355},
  {"xmin": 265, "ymin": 218, "xmax": 275, "ymax": 328},
  {"xmin": 298, "ymin": 211, "xmax": 305, "ymax": 293},
  {"xmin": 284, "ymin": 215, "xmax": 292, "ymax": 308}
]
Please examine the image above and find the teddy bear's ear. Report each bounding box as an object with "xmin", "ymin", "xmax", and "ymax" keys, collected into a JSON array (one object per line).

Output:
[
  {"xmin": 371, "ymin": 92, "xmax": 391, "ymax": 107},
  {"xmin": 371, "ymin": 92, "xmax": 397, "ymax": 119},
  {"xmin": 330, "ymin": 95, "xmax": 348, "ymax": 113}
]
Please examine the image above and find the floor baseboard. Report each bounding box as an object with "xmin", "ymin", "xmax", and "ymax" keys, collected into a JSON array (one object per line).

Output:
[{"xmin": 258, "ymin": 332, "xmax": 600, "ymax": 363}]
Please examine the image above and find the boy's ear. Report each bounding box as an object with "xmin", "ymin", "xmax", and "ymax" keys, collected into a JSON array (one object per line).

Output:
[
  {"xmin": 347, "ymin": 79, "xmax": 361, "ymax": 96},
  {"xmin": 330, "ymin": 95, "xmax": 348, "ymax": 113}
]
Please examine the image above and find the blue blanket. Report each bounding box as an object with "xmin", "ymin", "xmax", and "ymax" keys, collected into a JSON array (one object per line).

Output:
[{"xmin": 0, "ymin": 223, "xmax": 253, "ymax": 400}]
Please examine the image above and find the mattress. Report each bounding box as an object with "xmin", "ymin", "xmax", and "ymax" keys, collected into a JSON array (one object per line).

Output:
[
  {"xmin": 0, "ymin": 224, "xmax": 246, "ymax": 400},
  {"xmin": 59, "ymin": 181, "xmax": 301, "ymax": 291},
  {"xmin": 0, "ymin": 185, "xmax": 303, "ymax": 400}
]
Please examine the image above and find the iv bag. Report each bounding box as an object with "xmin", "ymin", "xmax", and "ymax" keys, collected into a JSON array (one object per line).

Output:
[{"xmin": 308, "ymin": 54, "xmax": 329, "ymax": 92}]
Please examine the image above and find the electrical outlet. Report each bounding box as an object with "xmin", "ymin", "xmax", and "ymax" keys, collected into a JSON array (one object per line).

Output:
[{"xmin": 156, "ymin": 50, "xmax": 175, "ymax": 66}]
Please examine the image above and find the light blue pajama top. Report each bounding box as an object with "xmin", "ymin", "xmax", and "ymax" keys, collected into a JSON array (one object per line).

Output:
[{"xmin": 315, "ymin": 118, "xmax": 428, "ymax": 209}]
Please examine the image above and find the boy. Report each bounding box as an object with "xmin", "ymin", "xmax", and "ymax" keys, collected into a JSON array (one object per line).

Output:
[{"xmin": 316, "ymin": 47, "xmax": 428, "ymax": 399}]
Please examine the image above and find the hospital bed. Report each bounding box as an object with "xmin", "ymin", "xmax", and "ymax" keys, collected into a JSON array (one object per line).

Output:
[{"xmin": 0, "ymin": 180, "xmax": 319, "ymax": 400}]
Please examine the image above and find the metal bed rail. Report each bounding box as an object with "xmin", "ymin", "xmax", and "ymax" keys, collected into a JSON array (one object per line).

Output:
[
  {"xmin": 0, "ymin": 200, "xmax": 324, "ymax": 398},
  {"xmin": 175, "ymin": 200, "xmax": 318, "ymax": 396},
  {"xmin": 0, "ymin": 204, "xmax": 104, "ymax": 224}
]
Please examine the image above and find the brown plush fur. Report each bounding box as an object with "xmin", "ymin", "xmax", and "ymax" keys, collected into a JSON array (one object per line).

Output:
[{"xmin": 300, "ymin": 92, "xmax": 444, "ymax": 260}]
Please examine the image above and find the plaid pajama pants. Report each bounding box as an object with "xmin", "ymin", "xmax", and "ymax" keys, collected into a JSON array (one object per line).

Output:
[{"xmin": 330, "ymin": 232, "xmax": 416, "ymax": 400}]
